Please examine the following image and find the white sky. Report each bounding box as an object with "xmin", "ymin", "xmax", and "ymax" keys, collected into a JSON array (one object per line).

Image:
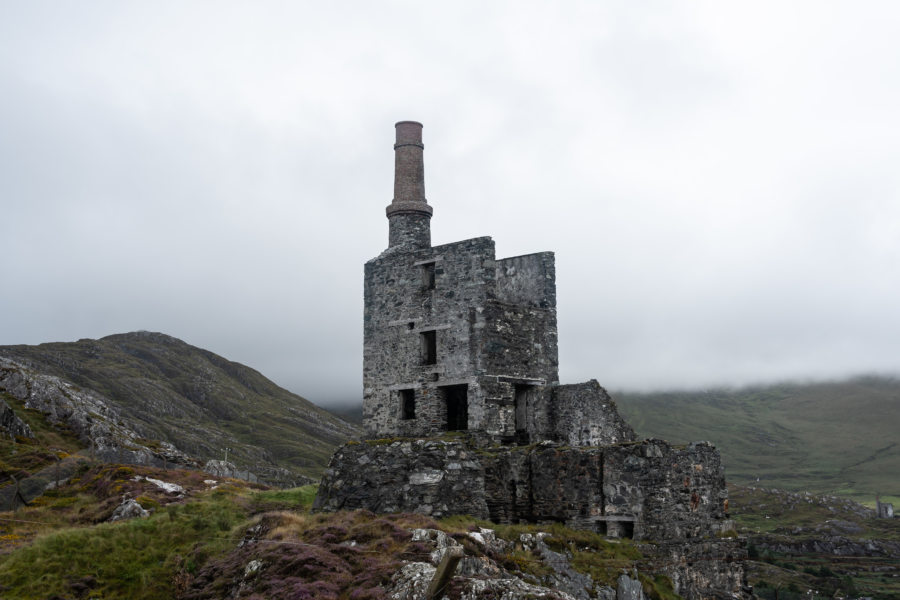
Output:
[{"xmin": 2, "ymin": 1, "xmax": 899, "ymax": 406}]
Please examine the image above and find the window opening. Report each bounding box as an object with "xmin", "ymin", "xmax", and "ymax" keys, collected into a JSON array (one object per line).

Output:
[
  {"xmin": 514, "ymin": 385, "xmax": 532, "ymax": 444},
  {"xmin": 442, "ymin": 384, "xmax": 468, "ymax": 431},
  {"xmin": 421, "ymin": 262, "xmax": 436, "ymax": 290},
  {"xmin": 399, "ymin": 389, "xmax": 416, "ymax": 420},
  {"xmin": 421, "ymin": 330, "xmax": 436, "ymax": 365}
]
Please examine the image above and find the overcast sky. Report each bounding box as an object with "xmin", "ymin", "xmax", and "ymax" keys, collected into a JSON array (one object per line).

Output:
[{"xmin": 2, "ymin": 1, "xmax": 899, "ymax": 407}]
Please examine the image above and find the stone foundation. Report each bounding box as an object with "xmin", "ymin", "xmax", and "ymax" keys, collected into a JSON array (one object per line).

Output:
[{"xmin": 314, "ymin": 435, "xmax": 731, "ymax": 544}]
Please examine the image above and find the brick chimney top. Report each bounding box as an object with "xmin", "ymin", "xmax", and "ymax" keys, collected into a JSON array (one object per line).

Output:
[{"xmin": 387, "ymin": 121, "xmax": 432, "ymax": 218}]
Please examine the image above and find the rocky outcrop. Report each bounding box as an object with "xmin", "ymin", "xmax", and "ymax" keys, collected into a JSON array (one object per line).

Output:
[
  {"xmin": 644, "ymin": 540, "xmax": 748, "ymax": 600},
  {"xmin": 0, "ymin": 358, "xmax": 197, "ymax": 469},
  {"xmin": 0, "ymin": 396, "xmax": 33, "ymax": 438},
  {"xmin": 109, "ymin": 498, "xmax": 149, "ymax": 521},
  {"xmin": 755, "ymin": 534, "xmax": 900, "ymax": 558},
  {"xmin": 0, "ymin": 332, "xmax": 361, "ymax": 485}
]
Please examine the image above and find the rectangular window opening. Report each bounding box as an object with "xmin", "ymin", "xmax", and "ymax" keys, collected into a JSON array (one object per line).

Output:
[
  {"xmin": 514, "ymin": 384, "xmax": 532, "ymax": 444},
  {"xmin": 441, "ymin": 384, "xmax": 468, "ymax": 431},
  {"xmin": 421, "ymin": 262, "xmax": 436, "ymax": 290},
  {"xmin": 399, "ymin": 389, "xmax": 416, "ymax": 420},
  {"xmin": 421, "ymin": 330, "xmax": 437, "ymax": 365}
]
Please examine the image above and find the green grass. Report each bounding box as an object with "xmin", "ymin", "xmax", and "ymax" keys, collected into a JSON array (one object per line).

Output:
[
  {"xmin": 0, "ymin": 466, "xmax": 325, "ymax": 599},
  {"xmin": 248, "ymin": 483, "xmax": 318, "ymax": 513},
  {"xmin": 0, "ymin": 392, "xmax": 85, "ymax": 476},
  {"xmin": 731, "ymin": 484, "xmax": 900, "ymax": 600},
  {"xmin": 616, "ymin": 376, "xmax": 900, "ymax": 500},
  {"xmin": 0, "ymin": 488, "xmax": 245, "ymax": 599}
]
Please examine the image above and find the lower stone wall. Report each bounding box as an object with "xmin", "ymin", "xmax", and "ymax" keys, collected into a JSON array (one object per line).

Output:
[
  {"xmin": 313, "ymin": 438, "xmax": 490, "ymax": 517},
  {"xmin": 314, "ymin": 436, "xmax": 732, "ymax": 544},
  {"xmin": 642, "ymin": 539, "xmax": 749, "ymax": 600}
]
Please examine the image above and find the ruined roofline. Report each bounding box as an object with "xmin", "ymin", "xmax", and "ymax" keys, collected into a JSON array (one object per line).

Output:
[
  {"xmin": 497, "ymin": 250, "xmax": 555, "ymax": 263},
  {"xmin": 367, "ymin": 235, "xmax": 495, "ymax": 263}
]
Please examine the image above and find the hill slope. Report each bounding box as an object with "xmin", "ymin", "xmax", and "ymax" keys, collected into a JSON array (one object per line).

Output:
[
  {"xmin": 0, "ymin": 332, "xmax": 359, "ymax": 481},
  {"xmin": 615, "ymin": 377, "xmax": 900, "ymax": 500}
]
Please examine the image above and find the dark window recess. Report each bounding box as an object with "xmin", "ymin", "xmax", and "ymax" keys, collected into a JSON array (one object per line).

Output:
[
  {"xmin": 421, "ymin": 330, "xmax": 437, "ymax": 365},
  {"xmin": 442, "ymin": 384, "xmax": 468, "ymax": 431},
  {"xmin": 400, "ymin": 389, "xmax": 416, "ymax": 420},
  {"xmin": 514, "ymin": 385, "xmax": 532, "ymax": 444},
  {"xmin": 421, "ymin": 262, "xmax": 436, "ymax": 290}
]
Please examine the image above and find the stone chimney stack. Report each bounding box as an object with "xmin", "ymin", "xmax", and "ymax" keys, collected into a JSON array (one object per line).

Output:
[{"xmin": 386, "ymin": 121, "xmax": 432, "ymax": 249}]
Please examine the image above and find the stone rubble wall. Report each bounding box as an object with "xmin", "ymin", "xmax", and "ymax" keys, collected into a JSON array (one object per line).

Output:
[
  {"xmin": 314, "ymin": 436, "xmax": 732, "ymax": 544},
  {"xmin": 552, "ymin": 381, "xmax": 637, "ymax": 446},
  {"xmin": 363, "ymin": 237, "xmax": 496, "ymax": 437},
  {"xmin": 479, "ymin": 300, "xmax": 558, "ymax": 383},
  {"xmin": 495, "ymin": 251, "xmax": 556, "ymax": 309},
  {"xmin": 643, "ymin": 539, "xmax": 748, "ymax": 600}
]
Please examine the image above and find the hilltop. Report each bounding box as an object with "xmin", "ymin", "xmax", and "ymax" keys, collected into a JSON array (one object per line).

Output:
[
  {"xmin": 0, "ymin": 332, "xmax": 360, "ymax": 485},
  {"xmin": 616, "ymin": 376, "xmax": 900, "ymax": 502}
]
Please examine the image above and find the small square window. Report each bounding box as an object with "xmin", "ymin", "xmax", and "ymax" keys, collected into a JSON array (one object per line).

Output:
[{"xmin": 399, "ymin": 389, "xmax": 415, "ymax": 420}]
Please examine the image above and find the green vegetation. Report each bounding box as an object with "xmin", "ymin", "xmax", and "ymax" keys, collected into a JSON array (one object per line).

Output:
[
  {"xmin": 0, "ymin": 462, "xmax": 671, "ymax": 599},
  {"xmin": 616, "ymin": 375, "xmax": 900, "ymax": 501},
  {"xmin": 0, "ymin": 392, "xmax": 84, "ymax": 477},
  {"xmin": 730, "ymin": 484, "xmax": 900, "ymax": 600},
  {"xmin": 0, "ymin": 332, "xmax": 361, "ymax": 482}
]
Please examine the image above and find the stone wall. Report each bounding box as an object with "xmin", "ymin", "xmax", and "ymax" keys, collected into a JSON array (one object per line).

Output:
[
  {"xmin": 480, "ymin": 300, "xmax": 558, "ymax": 382},
  {"xmin": 495, "ymin": 252, "xmax": 556, "ymax": 309},
  {"xmin": 363, "ymin": 237, "xmax": 495, "ymax": 437},
  {"xmin": 552, "ymin": 381, "xmax": 637, "ymax": 446},
  {"xmin": 644, "ymin": 539, "xmax": 748, "ymax": 599},
  {"xmin": 314, "ymin": 436, "xmax": 733, "ymax": 544},
  {"xmin": 363, "ymin": 236, "xmax": 563, "ymax": 444}
]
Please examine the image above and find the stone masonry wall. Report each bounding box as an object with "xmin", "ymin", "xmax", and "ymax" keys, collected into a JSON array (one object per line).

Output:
[
  {"xmin": 603, "ymin": 441, "xmax": 730, "ymax": 542},
  {"xmin": 363, "ymin": 236, "xmax": 562, "ymax": 444},
  {"xmin": 363, "ymin": 237, "xmax": 496, "ymax": 437},
  {"xmin": 495, "ymin": 252, "xmax": 556, "ymax": 309},
  {"xmin": 314, "ymin": 436, "xmax": 732, "ymax": 544},
  {"xmin": 552, "ymin": 380, "xmax": 637, "ymax": 446},
  {"xmin": 479, "ymin": 301, "xmax": 558, "ymax": 383}
]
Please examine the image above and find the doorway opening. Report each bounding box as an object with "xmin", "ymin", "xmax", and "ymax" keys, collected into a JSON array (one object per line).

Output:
[
  {"xmin": 441, "ymin": 384, "xmax": 468, "ymax": 431},
  {"xmin": 513, "ymin": 385, "xmax": 534, "ymax": 444},
  {"xmin": 399, "ymin": 389, "xmax": 415, "ymax": 420}
]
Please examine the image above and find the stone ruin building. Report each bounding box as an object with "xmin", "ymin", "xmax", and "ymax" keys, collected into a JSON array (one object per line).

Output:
[
  {"xmin": 315, "ymin": 121, "xmax": 747, "ymax": 598},
  {"xmin": 362, "ymin": 120, "xmax": 634, "ymax": 449},
  {"xmin": 876, "ymin": 496, "xmax": 895, "ymax": 519}
]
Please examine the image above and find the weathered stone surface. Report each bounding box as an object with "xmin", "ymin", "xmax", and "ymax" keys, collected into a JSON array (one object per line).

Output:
[
  {"xmin": 617, "ymin": 574, "xmax": 646, "ymax": 600},
  {"xmin": 315, "ymin": 436, "xmax": 733, "ymax": 544},
  {"xmin": 552, "ymin": 381, "xmax": 636, "ymax": 446},
  {"xmin": 0, "ymin": 395, "xmax": 33, "ymax": 439},
  {"xmin": 643, "ymin": 539, "xmax": 748, "ymax": 600},
  {"xmin": 0, "ymin": 358, "xmax": 197, "ymax": 469},
  {"xmin": 109, "ymin": 498, "xmax": 149, "ymax": 521}
]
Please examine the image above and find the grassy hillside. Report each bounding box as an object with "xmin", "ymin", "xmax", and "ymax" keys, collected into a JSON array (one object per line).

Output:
[
  {"xmin": 615, "ymin": 376, "xmax": 900, "ymax": 501},
  {"xmin": 0, "ymin": 332, "xmax": 360, "ymax": 481},
  {"xmin": 0, "ymin": 463, "xmax": 653, "ymax": 600},
  {"xmin": 729, "ymin": 484, "xmax": 900, "ymax": 600}
]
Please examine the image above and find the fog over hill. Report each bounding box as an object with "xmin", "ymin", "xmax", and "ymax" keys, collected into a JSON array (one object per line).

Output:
[{"xmin": 615, "ymin": 376, "xmax": 900, "ymax": 501}]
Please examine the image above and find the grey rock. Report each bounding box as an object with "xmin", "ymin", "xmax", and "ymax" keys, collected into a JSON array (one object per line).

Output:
[
  {"xmin": 617, "ymin": 574, "xmax": 645, "ymax": 600},
  {"xmin": 109, "ymin": 498, "xmax": 149, "ymax": 521}
]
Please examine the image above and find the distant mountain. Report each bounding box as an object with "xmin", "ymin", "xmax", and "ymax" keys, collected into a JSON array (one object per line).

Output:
[
  {"xmin": 326, "ymin": 403, "xmax": 363, "ymax": 425},
  {"xmin": 615, "ymin": 376, "xmax": 900, "ymax": 501},
  {"xmin": 0, "ymin": 332, "xmax": 360, "ymax": 483}
]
